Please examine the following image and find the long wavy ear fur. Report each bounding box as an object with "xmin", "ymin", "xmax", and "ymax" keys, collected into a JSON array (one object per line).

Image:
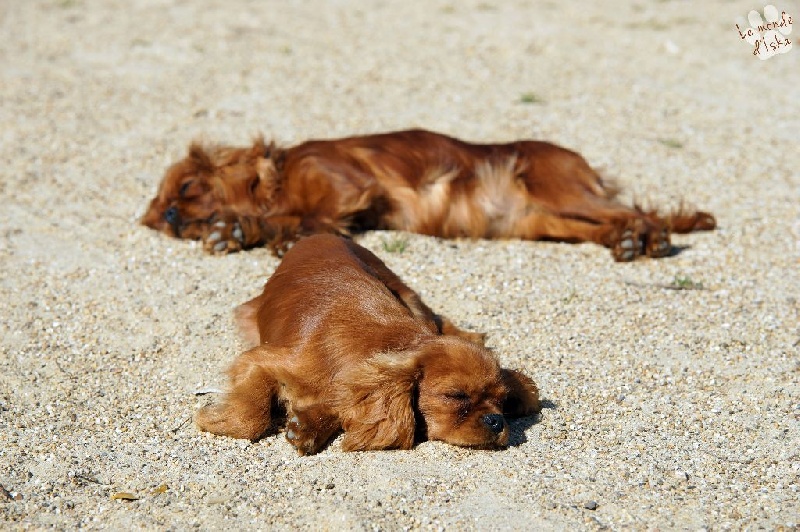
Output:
[
  {"xmin": 334, "ymin": 352, "xmax": 421, "ymax": 451},
  {"xmin": 501, "ymin": 368, "xmax": 541, "ymax": 417},
  {"xmin": 187, "ymin": 142, "xmax": 214, "ymax": 171}
]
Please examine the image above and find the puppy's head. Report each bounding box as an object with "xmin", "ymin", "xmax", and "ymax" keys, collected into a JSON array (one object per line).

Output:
[
  {"xmin": 140, "ymin": 139, "xmax": 280, "ymax": 240},
  {"xmin": 336, "ymin": 336, "xmax": 540, "ymax": 451},
  {"xmin": 415, "ymin": 338, "xmax": 539, "ymax": 448}
]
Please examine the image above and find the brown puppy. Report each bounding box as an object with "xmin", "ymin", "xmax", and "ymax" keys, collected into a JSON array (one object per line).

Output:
[
  {"xmin": 195, "ymin": 234, "xmax": 540, "ymax": 454},
  {"xmin": 142, "ymin": 129, "xmax": 715, "ymax": 261}
]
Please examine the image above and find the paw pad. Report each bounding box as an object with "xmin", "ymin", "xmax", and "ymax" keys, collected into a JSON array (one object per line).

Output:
[
  {"xmin": 614, "ymin": 227, "xmax": 640, "ymax": 262},
  {"xmin": 285, "ymin": 414, "xmax": 318, "ymax": 455},
  {"xmin": 232, "ymin": 225, "xmax": 243, "ymax": 242},
  {"xmin": 203, "ymin": 221, "xmax": 244, "ymax": 254}
]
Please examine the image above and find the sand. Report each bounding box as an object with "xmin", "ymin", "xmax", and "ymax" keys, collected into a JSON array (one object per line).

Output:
[{"xmin": 1, "ymin": 0, "xmax": 798, "ymax": 529}]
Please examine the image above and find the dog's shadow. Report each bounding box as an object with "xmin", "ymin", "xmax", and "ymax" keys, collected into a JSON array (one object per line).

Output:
[
  {"xmin": 668, "ymin": 244, "xmax": 692, "ymax": 258},
  {"xmin": 507, "ymin": 399, "xmax": 556, "ymax": 447}
]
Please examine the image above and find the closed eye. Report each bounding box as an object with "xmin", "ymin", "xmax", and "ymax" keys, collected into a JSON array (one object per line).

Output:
[
  {"xmin": 445, "ymin": 391, "xmax": 470, "ymax": 402},
  {"xmin": 179, "ymin": 181, "xmax": 194, "ymax": 199}
]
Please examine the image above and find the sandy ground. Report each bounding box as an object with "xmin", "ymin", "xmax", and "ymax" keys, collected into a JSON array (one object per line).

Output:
[{"xmin": 1, "ymin": 0, "xmax": 799, "ymax": 529}]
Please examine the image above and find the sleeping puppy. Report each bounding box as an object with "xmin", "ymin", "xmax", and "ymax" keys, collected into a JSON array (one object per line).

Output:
[
  {"xmin": 196, "ymin": 234, "xmax": 540, "ymax": 454},
  {"xmin": 141, "ymin": 128, "xmax": 716, "ymax": 261}
]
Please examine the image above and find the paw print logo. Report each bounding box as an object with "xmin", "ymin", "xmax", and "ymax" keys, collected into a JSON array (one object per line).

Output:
[{"xmin": 736, "ymin": 5, "xmax": 793, "ymax": 60}]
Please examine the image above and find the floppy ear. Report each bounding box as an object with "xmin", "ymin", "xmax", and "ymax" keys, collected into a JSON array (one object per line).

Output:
[
  {"xmin": 248, "ymin": 137, "xmax": 268, "ymax": 158},
  {"xmin": 501, "ymin": 368, "xmax": 541, "ymax": 418},
  {"xmin": 255, "ymin": 157, "xmax": 278, "ymax": 182},
  {"xmin": 253, "ymin": 144, "xmax": 284, "ymax": 203},
  {"xmin": 334, "ymin": 352, "xmax": 421, "ymax": 451},
  {"xmin": 187, "ymin": 143, "xmax": 214, "ymax": 172}
]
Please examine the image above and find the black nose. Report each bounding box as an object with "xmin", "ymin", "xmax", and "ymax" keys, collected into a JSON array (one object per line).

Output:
[
  {"xmin": 482, "ymin": 413, "xmax": 505, "ymax": 434},
  {"xmin": 164, "ymin": 206, "xmax": 180, "ymax": 228}
]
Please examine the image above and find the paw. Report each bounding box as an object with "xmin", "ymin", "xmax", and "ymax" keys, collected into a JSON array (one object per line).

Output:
[
  {"xmin": 195, "ymin": 403, "xmax": 248, "ymax": 439},
  {"xmin": 285, "ymin": 413, "xmax": 324, "ymax": 456},
  {"xmin": 203, "ymin": 220, "xmax": 244, "ymax": 254},
  {"xmin": 611, "ymin": 221, "xmax": 643, "ymax": 262},
  {"xmin": 268, "ymin": 237, "xmax": 295, "ymax": 258},
  {"xmin": 644, "ymin": 225, "xmax": 671, "ymax": 259}
]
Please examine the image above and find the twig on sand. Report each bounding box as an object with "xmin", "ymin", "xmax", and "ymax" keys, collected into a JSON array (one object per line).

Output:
[{"xmin": 170, "ymin": 416, "xmax": 192, "ymax": 434}]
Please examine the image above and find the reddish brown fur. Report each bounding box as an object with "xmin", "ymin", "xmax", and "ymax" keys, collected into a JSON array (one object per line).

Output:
[
  {"xmin": 142, "ymin": 129, "xmax": 716, "ymax": 261},
  {"xmin": 195, "ymin": 234, "xmax": 540, "ymax": 454}
]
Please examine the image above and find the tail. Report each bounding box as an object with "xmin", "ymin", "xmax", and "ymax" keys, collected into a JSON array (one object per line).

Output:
[
  {"xmin": 631, "ymin": 202, "xmax": 717, "ymax": 234},
  {"xmin": 666, "ymin": 205, "xmax": 717, "ymax": 234}
]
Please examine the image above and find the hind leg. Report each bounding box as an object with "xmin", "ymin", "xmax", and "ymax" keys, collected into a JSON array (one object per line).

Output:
[
  {"xmin": 511, "ymin": 210, "xmax": 674, "ymax": 262},
  {"xmin": 547, "ymin": 193, "xmax": 715, "ymax": 257},
  {"xmin": 196, "ymin": 347, "xmax": 282, "ymax": 441},
  {"xmin": 530, "ymin": 189, "xmax": 714, "ymax": 259},
  {"xmin": 510, "ymin": 211, "xmax": 614, "ymax": 246},
  {"xmin": 512, "ymin": 145, "xmax": 719, "ymax": 259}
]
